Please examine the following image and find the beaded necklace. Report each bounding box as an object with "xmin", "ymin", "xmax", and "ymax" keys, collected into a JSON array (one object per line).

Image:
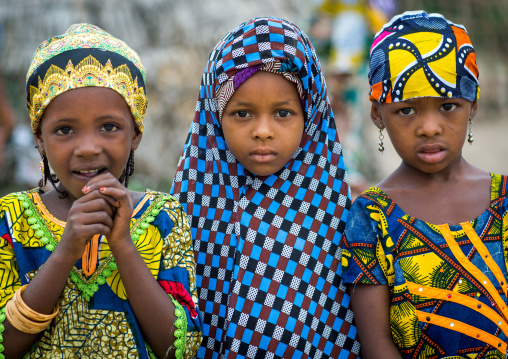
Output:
[{"xmin": 16, "ymin": 191, "xmax": 172, "ymax": 301}]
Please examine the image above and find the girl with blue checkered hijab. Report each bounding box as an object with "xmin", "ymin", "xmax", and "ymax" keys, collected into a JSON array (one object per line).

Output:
[{"xmin": 171, "ymin": 17, "xmax": 360, "ymax": 358}]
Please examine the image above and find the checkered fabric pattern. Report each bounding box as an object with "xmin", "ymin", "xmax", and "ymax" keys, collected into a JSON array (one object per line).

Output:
[{"xmin": 171, "ymin": 17, "xmax": 360, "ymax": 359}]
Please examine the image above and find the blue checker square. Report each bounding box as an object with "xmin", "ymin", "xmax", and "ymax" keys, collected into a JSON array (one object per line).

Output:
[
  {"xmin": 286, "ymin": 208, "xmax": 297, "ymax": 221},
  {"xmin": 243, "ymin": 271, "xmax": 254, "ymax": 286},
  {"xmin": 245, "ymin": 52, "xmax": 261, "ymax": 62},
  {"xmin": 251, "ymin": 191, "xmax": 264, "ymax": 203},
  {"xmin": 250, "ymin": 245, "xmax": 262, "ymax": 261},
  {"xmin": 295, "ymin": 188, "xmax": 306, "ymax": 200},
  {"xmin": 242, "ymin": 35, "xmax": 257, "ymax": 46},
  {"xmin": 277, "ymin": 284, "xmax": 288, "ymax": 298},
  {"xmin": 269, "ymin": 33, "xmax": 284, "ymax": 44},
  {"xmin": 294, "ymin": 237, "xmax": 306, "ymax": 251},
  {"xmin": 286, "ymin": 317, "xmax": 297, "ymax": 332},
  {"xmin": 268, "ymin": 309, "xmax": 281, "ymax": 324},
  {"xmin": 260, "ymin": 277, "xmax": 272, "ymax": 289},
  {"xmin": 268, "ymin": 201, "xmax": 280, "ymax": 213},
  {"xmin": 275, "ymin": 342, "xmax": 288, "ymax": 357},
  {"xmin": 258, "ymin": 221, "xmax": 269, "ymax": 236},
  {"xmin": 324, "ymin": 342, "xmax": 334, "ymax": 356},
  {"xmin": 242, "ymin": 328, "xmax": 254, "ymax": 343},
  {"xmin": 294, "ymin": 292, "xmax": 304, "ymax": 307},
  {"xmin": 338, "ymin": 349, "xmax": 352, "ymax": 359},
  {"xmin": 285, "ymin": 260, "xmax": 297, "ymax": 275},
  {"xmin": 302, "ymin": 268, "xmax": 313, "ymax": 283},
  {"xmin": 267, "ymin": 19, "xmax": 283, "ymax": 28}
]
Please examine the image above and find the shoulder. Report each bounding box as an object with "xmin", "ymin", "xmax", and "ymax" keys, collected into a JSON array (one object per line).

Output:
[
  {"xmin": 143, "ymin": 190, "xmax": 189, "ymax": 230},
  {"xmin": 0, "ymin": 189, "xmax": 39, "ymax": 211},
  {"xmin": 352, "ymin": 186, "xmax": 392, "ymax": 212},
  {"xmin": 490, "ymin": 173, "xmax": 508, "ymax": 200}
]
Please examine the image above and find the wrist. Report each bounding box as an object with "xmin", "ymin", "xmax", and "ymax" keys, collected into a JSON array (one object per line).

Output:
[
  {"xmin": 51, "ymin": 245, "xmax": 81, "ymax": 269},
  {"xmin": 107, "ymin": 234, "xmax": 137, "ymax": 254}
]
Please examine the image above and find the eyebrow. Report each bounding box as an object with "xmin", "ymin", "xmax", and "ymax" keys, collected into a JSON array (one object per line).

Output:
[{"xmin": 229, "ymin": 99, "xmax": 301, "ymax": 107}]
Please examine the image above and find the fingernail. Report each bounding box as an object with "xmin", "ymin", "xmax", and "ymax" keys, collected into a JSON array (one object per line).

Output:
[
  {"xmin": 82, "ymin": 186, "xmax": 89, "ymax": 193},
  {"xmin": 100, "ymin": 187, "xmax": 106, "ymax": 192}
]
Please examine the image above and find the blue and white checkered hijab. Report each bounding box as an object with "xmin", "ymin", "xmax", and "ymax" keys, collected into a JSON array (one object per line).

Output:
[{"xmin": 171, "ymin": 17, "xmax": 359, "ymax": 359}]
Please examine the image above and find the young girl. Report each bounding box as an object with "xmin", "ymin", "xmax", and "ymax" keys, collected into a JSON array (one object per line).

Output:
[
  {"xmin": 171, "ymin": 17, "xmax": 360, "ymax": 359},
  {"xmin": 0, "ymin": 24, "xmax": 202, "ymax": 358},
  {"xmin": 341, "ymin": 10, "xmax": 508, "ymax": 358}
]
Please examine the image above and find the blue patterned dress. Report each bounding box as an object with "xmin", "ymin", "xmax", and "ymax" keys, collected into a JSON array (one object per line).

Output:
[{"xmin": 342, "ymin": 174, "xmax": 508, "ymax": 358}]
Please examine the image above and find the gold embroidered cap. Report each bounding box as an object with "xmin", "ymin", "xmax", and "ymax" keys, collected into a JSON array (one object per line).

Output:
[{"xmin": 26, "ymin": 23, "xmax": 147, "ymax": 133}]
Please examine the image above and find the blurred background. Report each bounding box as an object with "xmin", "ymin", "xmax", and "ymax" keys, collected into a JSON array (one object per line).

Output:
[{"xmin": 0, "ymin": 0, "xmax": 506, "ymax": 198}]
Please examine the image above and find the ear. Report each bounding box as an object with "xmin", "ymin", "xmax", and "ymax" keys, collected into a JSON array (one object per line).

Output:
[
  {"xmin": 469, "ymin": 99, "xmax": 479, "ymax": 119},
  {"xmin": 33, "ymin": 131, "xmax": 45, "ymax": 155},
  {"xmin": 370, "ymin": 101, "xmax": 385, "ymax": 130},
  {"xmin": 131, "ymin": 130, "xmax": 142, "ymax": 151}
]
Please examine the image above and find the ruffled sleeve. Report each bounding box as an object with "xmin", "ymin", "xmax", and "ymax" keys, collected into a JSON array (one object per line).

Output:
[
  {"xmin": 341, "ymin": 196, "xmax": 395, "ymax": 286},
  {"xmin": 0, "ymin": 193, "xmax": 22, "ymax": 307},
  {"xmin": 154, "ymin": 195, "xmax": 203, "ymax": 358}
]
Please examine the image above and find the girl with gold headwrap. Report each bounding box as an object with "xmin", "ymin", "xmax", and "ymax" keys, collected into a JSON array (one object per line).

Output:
[
  {"xmin": 341, "ymin": 10, "xmax": 508, "ymax": 358},
  {"xmin": 0, "ymin": 24, "xmax": 202, "ymax": 358}
]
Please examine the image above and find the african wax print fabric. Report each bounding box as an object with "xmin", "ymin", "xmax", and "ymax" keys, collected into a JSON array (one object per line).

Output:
[
  {"xmin": 171, "ymin": 17, "xmax": 359, "ymax": 359},
  {"xmin": 26, "ymin": 23, "xmax": 147, "ymax": 133},
  {"xmin": 0, "ymin": 190, "xmax": 202, "ymax": 358},
  {"xmin": 368, "ymin": 10, "xmax": 480, "ymax": 103},
  {"xmin": 342, "ymin": 174, "xmax": 508, "ymax": 358}
]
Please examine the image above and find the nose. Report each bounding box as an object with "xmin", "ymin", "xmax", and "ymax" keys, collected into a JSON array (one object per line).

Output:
[
  {"xmin": 74, "ymin": 132, "xmax": 102, "ymax": 157},
  {"xmin": 416, "ymin": 112, "xmax": 443, "ymax": 138},
  {"xmin": 252, "ymin": 115, "xmax": 275, "ymax": 140}
]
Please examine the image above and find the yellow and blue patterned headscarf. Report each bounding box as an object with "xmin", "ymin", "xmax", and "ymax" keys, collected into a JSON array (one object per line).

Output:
[
  {"xmin": 26, "ymin": 23, "xmax": 147, "ymax": 133},
  {"xmin": 368, "ymin": 11, "xmax": 480, "ymax": 103}
]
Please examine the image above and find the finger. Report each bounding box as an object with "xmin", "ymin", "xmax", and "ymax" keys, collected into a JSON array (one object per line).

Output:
[
  {"xmin": 99, "ymin": 187, "xmax": 132, "ymax": 208},
  {"xmin": 83, "ymin": 172, "xmax": 122, "ymax": 193},
  {"xmin": 67, "ymin": 210, "xmax": 115, "ymax": 229},
  {"xmin": 71, "ymin": 196, "xmax": 115, "ymax": 217}
]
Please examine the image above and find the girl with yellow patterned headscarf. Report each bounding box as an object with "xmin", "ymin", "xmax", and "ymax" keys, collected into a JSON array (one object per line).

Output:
[{"xmin": 341, "ymin": 11, "xmax": 508, "ymax": 359}]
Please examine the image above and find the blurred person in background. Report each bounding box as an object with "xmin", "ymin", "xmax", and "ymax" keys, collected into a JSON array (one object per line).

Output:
[
  {"xmin": 0, "ymin": 23, "xmax": 15, "ymax": 173},
  {"xmin": 309, "ymin": 0, "xmax": 397, "ymax": 197}
]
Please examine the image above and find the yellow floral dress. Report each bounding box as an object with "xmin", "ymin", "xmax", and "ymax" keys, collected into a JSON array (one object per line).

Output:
[{"xmin": 0, "ymin": 189, "xmax": 202, "ymax": 358}]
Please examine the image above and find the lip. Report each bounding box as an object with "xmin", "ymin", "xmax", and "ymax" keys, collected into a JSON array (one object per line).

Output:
[
  {"xmin": 71, "ymin": 166, "xmax": 107, "ymax": 180},
  {"xmin": 249, "ymin": 148, "xmax": 277, "ymax": 163},
  {"xmin": 416, "ymin": 144, "xmax": 447, "ymax": 164}
]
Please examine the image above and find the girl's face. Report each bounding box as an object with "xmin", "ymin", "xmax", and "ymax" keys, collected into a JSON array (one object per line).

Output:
[
  {"xmin": 371, "ymin": 97, "xmax": 478, "ymax": 174},
  {"xmin": 35, "ymin": 87, "xmax": 142, "ymax": 200},
  {"xmin": 221, "ymin": 71, "xmax": 305, "ymax": 177}
]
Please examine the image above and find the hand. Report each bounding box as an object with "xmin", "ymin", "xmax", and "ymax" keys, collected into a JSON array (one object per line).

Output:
[
  {"xmin": 82, "ymin": 171, "xmax": 134, "ymax": 249},
  {"xmin": 57, "ymin": 184, "xmax": 116, "ymax": 262}
]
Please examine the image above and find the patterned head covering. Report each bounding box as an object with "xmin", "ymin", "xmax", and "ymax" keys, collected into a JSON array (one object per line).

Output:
[
  {"xmin": 26, "ymin": 23, "xmax": 147, "ymax": 133},
  {"xmin": 171, "ymin": 17, "xmax": 359, "ymax": 358},
  {"xmin": 216, "ymin": 60, "xmax": 304, "ymax": 122},
  {"xmin": 368, "ymin": 10, "xmax": 480, "ymax": 103}
]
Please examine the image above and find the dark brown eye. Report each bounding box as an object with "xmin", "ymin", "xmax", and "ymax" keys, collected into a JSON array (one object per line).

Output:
[
  {"xmin": 277, "ymin": 110, "xmax": 291, "ymax": 118},
  {"xmin": 441, "ymin": 103, "xmax": 457, "ymax": 111},
  {"xmin": 399, "ymin": 107, "xmax": 415, "ymax": 115}
]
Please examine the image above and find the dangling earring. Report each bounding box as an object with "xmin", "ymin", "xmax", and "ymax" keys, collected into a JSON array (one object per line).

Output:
[
  {"xmin": 39, "ymin": 155, "xmax": 49, "ymax": 187},
  {"xmin": 378, "ymin": 128, "xmax": 385, "ymax": 153},
  {"xmin": 467, "ymin": 117, "xmax": 474, "ymax": 144}
]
